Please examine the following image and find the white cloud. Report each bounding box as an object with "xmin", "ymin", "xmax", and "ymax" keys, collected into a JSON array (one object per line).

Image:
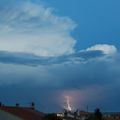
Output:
[
  {"xmin": 84, "ymin": 44, "xmax": 117, "ymax": 55},
  {"xmin": 0, "ymin": 0, "xmax": 77, "ymax": 57}
]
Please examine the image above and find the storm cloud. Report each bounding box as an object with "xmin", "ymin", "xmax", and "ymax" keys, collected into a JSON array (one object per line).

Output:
[{"xmin": 0, "ymin": 0, "xmax": 120, "ymax": 113}]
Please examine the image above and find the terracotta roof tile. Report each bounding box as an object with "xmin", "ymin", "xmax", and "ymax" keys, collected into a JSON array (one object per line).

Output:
[{"xmin": 0, "ymin": 106, "xmax": 44, "ymax": 120}]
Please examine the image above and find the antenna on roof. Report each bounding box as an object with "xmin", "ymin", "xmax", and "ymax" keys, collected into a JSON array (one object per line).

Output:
[
  {"xmin": 31, "ymin": 102, "xmax": 35, "ymax": 110},
  {"xmin": 87, "ymin": 105, "xmax": 89, "ymax": 112}
]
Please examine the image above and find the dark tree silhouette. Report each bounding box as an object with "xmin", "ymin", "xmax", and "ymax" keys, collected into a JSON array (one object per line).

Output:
[
  {"xmin": 86, "ymin": 108, "xmax": 103, "ymax": 120},
  {"xmin": 94, "ymin": 108, "xmax": 102, "ymax": 120}
]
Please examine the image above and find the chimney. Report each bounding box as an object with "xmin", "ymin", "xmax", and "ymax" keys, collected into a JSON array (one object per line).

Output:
[
  {"xmin": 0, "ymin": 102, "xmax": 2, "ymax": 107},
  {"xmin": 16, "ymin": 103, "xmax": 20, "ymax": 107},
  {"xmin": 31, "ymin": 102, "xmax": 35, "ymax": 110}
]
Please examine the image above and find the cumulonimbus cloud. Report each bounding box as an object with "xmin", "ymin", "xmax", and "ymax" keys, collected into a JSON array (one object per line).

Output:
[
  {"xmin": 0, "ymin": 0, "xmax": 76, "ymax": 57},
  {"xmin": 0, "ymin": 0, "xmax": 120, "ymax": 112}
]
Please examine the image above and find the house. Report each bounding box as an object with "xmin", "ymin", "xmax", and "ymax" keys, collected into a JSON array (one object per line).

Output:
[
  {"xmin": 0, "ymin": 103, "xmax": 44, "ymax": 120},
  {"xmin": 103, "ymin": 112, "xmax": 120, "ymax": 120}
]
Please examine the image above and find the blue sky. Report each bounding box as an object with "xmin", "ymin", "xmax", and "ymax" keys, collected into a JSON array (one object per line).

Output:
[
  {"xmin": 0, "ymin": 0, "xmax": 120, "ymax": 112},
  {"xmin": 44, "ymin": 0, "xmax": 120, "ymax": 50}
]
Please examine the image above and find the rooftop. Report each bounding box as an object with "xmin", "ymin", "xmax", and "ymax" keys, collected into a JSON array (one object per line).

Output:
[{"xmin": 0, "ymin": 103, "xmax": 44, "ymax": 120}]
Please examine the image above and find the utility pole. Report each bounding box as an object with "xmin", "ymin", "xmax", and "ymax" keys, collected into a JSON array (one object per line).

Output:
[{"xmin": 87, "ymin": 105, "xmax": 89, "ymax": 112}]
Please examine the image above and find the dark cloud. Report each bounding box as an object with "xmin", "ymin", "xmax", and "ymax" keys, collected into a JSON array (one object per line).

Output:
[
  {"xmin": 0, "ymin": 51, "xmax": 49, "ymax": 66},
  {"xmin": 0, "ymin": 50, "xmax": 120, "ymax": 112},
  {"xmin": 0, "ymin": 50, "xmax": 104, "ymax": 66}
]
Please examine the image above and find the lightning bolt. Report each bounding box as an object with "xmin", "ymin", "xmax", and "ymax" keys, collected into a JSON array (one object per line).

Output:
[{"xmin": 64, "ymin": 96, "xmax": 72, "ymax": 111}]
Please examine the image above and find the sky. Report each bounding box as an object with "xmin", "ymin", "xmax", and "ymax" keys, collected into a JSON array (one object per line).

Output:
[{"xmin": 0, "ymin": 0, "xmax": 120, "ymax": 112}]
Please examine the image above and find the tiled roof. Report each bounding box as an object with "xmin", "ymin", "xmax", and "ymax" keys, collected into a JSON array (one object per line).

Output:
[{"xmin": 0, "ymin": 106, "xmax": 44, "ymax": 120}]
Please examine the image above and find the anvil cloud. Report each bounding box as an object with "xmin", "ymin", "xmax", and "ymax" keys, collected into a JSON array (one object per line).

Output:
[{"xmin": 0, "ymin": 0, "xmax": 76, "ymax": 57}]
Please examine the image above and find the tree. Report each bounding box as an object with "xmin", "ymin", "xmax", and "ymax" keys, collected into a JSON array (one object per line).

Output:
[
  {"xmin": 86, "ymin": 108, "xmax": 103, "ymax": 120},
  {"xmin": 94, "ymin": 108, "xmax": 102, "ymax": 120}
]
